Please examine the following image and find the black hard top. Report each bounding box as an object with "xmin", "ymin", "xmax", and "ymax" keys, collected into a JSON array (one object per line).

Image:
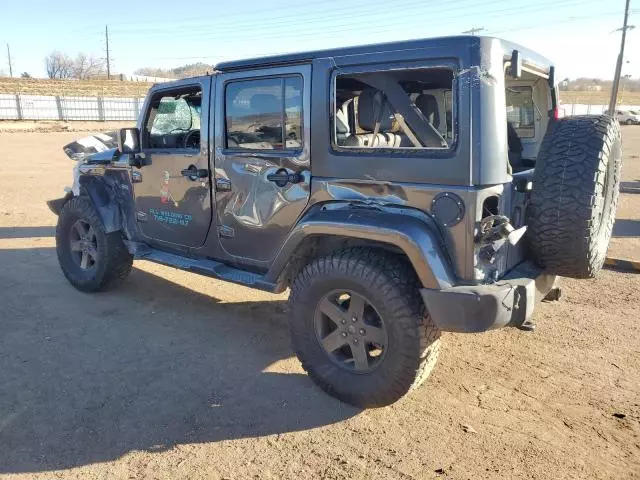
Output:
[{"xmin": 215, "ymin": 35, "xmax": 553, "ymax": 72}]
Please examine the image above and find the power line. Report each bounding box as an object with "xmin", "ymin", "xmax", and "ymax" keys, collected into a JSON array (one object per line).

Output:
[
  {"xmin": 109, "ymin": 0, "xmax": 456, "ymax": 36},
  {"xmin": 152, "ymin": 9, "xmax": 620, "ymax": 64},
  {"xmin": 488, "ymin": 10, "xmax": 623, "ymax": 35},
  {"xmin": 156, "ymin": 2, "xmax": 614, "ymax": 49},
  {"xmin": 111, "ymin": 0, "xmax": 582, "ymax": 38},
  {"xmin": 110, "ymin": 0, "xmax": 604, "ymax": 44}
]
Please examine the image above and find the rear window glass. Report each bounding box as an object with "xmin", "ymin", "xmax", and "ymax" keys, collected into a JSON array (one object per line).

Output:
[{"xmin": 506, "ymin": 86, "xmax": 535, "ymax": 138}]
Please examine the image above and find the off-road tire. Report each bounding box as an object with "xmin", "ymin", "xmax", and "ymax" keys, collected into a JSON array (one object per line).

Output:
[
  {"xmin": 289, "ymin": 248, "xmax": 441, "ymax": 408},
  {"xmin": 56, "ymin": 196, "xmax": 133, "ymax": 292},
  {"xmin": 528, "ymin": 115, "xmax": 622, "ymax": 278}
]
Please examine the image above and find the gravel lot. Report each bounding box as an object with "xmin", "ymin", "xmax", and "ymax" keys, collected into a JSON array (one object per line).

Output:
[{"xmin": 0, "ymin": 128, "xmax": 639, "ymax": 479}]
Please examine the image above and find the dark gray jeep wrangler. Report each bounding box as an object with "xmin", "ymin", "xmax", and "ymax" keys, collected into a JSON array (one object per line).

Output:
[{"xmin": 49, "ymin": 36, "xmax": 622, "ymax": 408}]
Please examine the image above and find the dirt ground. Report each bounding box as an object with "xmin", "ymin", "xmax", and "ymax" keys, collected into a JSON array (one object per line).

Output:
[{"xmin": 0, "ymin": 128, "xmax": 639, "ymax": 480}]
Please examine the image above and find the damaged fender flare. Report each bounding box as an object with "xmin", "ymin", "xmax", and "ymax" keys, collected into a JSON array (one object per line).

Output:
[
  {"xmin": 265, "ymin": 205, "xmax": 455, "ymax": 290},
  {"xmin": 48, "ymin": 177, "xmax": 123, "ymax": 235},
  {"xmin": 79, "ymin": 176, "xmax": 123, "ymax": 234},
  {"xmin": 47, "ymin": 192, "xmax": 73, "ymax": 216}
]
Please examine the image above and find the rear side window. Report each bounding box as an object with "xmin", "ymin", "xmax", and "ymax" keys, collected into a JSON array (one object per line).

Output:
[
  {"xmin": 333, "ymin": 67, "xmax": 455, "ymax": 151},
  {"xmin": 506, "ymin": 86, "xmax": 535, "ymax": 138},
  {"xmin": 225, "ymin": 76, "xmax": 302, "ymax": 150}
]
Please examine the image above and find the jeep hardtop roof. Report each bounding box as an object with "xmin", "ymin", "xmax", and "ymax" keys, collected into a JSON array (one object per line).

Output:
[{"xmin": 215, "ymin": 35, "xmax": 553, "ymax": 74}]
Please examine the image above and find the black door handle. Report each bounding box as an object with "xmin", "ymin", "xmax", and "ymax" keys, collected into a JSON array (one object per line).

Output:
[
  {"xmin": 181, "ymin": 165, "xmax": 209, "ymax": 180},
  {"xmin": 267, "ymin": 168, "xmax": 303, "ymax": 187}
]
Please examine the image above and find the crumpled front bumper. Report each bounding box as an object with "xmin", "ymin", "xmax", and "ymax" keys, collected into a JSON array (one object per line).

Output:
[{"xmin": 420, "ymin": 262, "xmax": 556, "ymax": 333}]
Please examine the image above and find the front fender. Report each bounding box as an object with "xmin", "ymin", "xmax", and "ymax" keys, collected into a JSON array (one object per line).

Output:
[
  {"xmin": 266, "ymin": 205, "xmax": 455, "ymax": 289},
  {"xmin": 78, "ymin": 175, "xmax": 122, "ymax": 234}
]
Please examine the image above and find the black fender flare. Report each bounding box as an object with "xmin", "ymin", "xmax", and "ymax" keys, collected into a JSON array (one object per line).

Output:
[
  {"xmin": 46, "ymin": 192, "xmax": 73, "ymax": 216},
  {"xmin": 78, "ymin": 176, "xmax": 123, "ymax": 234},
  {"xmin": 265, "ymin": 205, "xmax": 455, "ymax": 289}
]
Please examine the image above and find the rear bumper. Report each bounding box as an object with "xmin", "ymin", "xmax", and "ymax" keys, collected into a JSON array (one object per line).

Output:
[{"xmin": 420, "ymin": 262, "xmax": 556, "ymax": 333}]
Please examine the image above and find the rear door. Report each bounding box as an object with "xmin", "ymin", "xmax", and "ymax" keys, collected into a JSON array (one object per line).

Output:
[{"xmin": 213, "ymin": 65, "xmax": 311, "ymax": 264}]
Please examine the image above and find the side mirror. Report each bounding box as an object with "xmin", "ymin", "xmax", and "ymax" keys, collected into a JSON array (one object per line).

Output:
[{"xmin": 118, "ymin": 127, "xmax": 141, "ymax": 154}]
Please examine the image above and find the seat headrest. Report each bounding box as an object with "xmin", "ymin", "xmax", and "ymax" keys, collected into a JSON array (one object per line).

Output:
[
  {"xmin": 415, "ymin": 94, "xmax": 440, "ymax": 128},
  {"xmin": 357, "ymin": 89, "xmax": 394, "ymax": 132},
  {"xmin": 250, "ymin": 94, "xmax": 280, "ymax": 113}
]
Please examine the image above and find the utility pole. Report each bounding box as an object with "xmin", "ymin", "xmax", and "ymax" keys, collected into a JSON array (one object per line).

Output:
[
  {"xmin": 608, "ymin": 0, "xmax": 634, "ymax": 115},
  {"xmin": 6, "ymin": 43, "xmax": 13, "ymax": 77},
  {"xmin": 105, "ymin": 25, "xmax": 111, "ymax": 79},
  {"xmin": 463, "ymin": 27, "xmax": 485, "ymax": 36}
]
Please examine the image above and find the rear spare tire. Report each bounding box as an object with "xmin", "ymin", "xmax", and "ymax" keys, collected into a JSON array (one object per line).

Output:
[{"xmin": 528, "ymin": 115, "xmax": 622, "ymax": 278}]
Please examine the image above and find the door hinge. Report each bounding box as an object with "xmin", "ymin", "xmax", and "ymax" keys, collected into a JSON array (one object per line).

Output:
[
  {"xmin": 218, "ymin": 225, "xmax": 234, "ymax": 238},
  {"xmin": 215, "ymin": 178, "xmax": 232, "ymax": 192}
]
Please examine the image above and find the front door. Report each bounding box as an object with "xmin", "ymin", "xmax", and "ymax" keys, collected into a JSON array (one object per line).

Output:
[
  {"xmin": 133, "ymin": 79, "xmax": 213, "ymax": 248},
  {"xmin": 213, "ymin": 65, "xmax": 311, "ymax": 265}
]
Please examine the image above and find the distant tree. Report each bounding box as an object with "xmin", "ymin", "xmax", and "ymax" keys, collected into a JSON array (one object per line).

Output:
[
  {"xmin": 20, "ymin": 72, "xmax": 32, "ymax": 78},
  {"xmin": 72, "ymin": 53, "xmax": 106, "ymax": 80},
  {"xmin": 172, "ymin": 62, "xmax": 212, "ymax": 78},
  {"xmin": 45, "ymin": 51, "xmax": 74, "ymax": 79},
  {"xmin": 134, "ymin": 62, "xmax": 212, "ymax": 79},
  {"xmin": 134, "ymin": 67, "xmax": 176, "ymax": 78}
]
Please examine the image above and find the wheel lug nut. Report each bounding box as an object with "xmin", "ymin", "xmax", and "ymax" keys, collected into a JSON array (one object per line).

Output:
[
  {"xmin": 341, "ymin": 319, "xmax": 347, "ymax": 325},
  {"xmin": 351, "ymin": 317, "xmax": 357, "ymax": 323},
  {"xmin": 341, "ymin": 332, "xmax": 348, "ymax": 337},
  {"xmin": 353, "ymin": 338, "xmax": 358, "ymax": 344},
  {"xmin": 359, "ymin": 328, "xmax": 366, "ymax": 335}
]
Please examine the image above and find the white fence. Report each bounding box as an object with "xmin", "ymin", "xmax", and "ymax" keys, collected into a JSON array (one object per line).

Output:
[
  {"xmin": 0, "ymin": 94, "xmax": 144, "ymax": 121},
  {"xmin": 1, "ymin": 93, "xmax": 638, "ymax": 122}
]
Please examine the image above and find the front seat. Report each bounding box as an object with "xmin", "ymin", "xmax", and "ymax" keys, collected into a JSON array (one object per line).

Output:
[
  {"xmin": 346, "ymin": 89, "xmax": 401, "ymax": 148},
  {"xmin": 335, "ymin": 100, "xmax": 351, "ymax": 146}
]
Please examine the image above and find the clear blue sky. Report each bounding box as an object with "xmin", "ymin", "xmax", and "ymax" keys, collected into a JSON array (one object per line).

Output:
[{"xmin": 0, "ymin": 0, "xmax": 637, "ymax": 79}]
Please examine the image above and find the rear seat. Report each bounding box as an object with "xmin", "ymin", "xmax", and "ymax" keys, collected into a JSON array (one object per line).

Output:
[{"xmin": 346, "ymin": 89, "xmax": 401, "ymax": 148}]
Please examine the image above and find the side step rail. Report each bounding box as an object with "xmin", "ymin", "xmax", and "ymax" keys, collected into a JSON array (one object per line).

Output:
[{"xmin": 135, "ymin": 248, "xmax": 279, "ymax": 293}]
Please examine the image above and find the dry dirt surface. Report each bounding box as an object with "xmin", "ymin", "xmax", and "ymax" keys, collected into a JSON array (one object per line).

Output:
[
  {"xmin": 0, "ymin": 128, "xmax": 639, "ymax": 480},
  {"xmin": 0, "ymin": 121, "xmax": 134, "ymax": 134}
]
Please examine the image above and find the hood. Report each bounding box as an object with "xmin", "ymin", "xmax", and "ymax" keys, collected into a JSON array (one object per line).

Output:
[{"xmin": 63, "ymin": 132, "xmax": 119, "ymax": 162}]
